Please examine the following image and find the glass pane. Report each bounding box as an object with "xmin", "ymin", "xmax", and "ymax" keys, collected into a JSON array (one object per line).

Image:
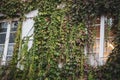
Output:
[
  {"xmin": 0, "ymin": 34, "xmax": 6, "ymax": 44},
  {"xmin": 6, "ymin": 56, "xmax": 12, "ymax": 62},
  {"xmin": 0, "ymin": 22, "xmax": 7, "ymax": 32},
  {"xmin": 93, "ymin": 39, "xmax": 100, "ymax": 54},
  {"xmin": 11, "ymin": 21, "xmax": 18, "ymax": 31},
  {"xmin": 103, "ymin": 38, "xmax": 114, "ymax": 62},
  {"xmin": 0, "ymin": 45, "xmax": 4, "ymax": 57},
  {"xmin": 7, "ymin": 44, "xmax": 14, "ymax": 55},
  {"xmin": 9, "ymin": 33, "xmax": 16, "ymax": 43}
]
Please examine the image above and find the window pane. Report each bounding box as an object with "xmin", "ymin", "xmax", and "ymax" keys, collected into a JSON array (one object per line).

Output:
[
  {"xmin": 0, "ymin": 34, "xmax": 6, "ymax": 44},
  {"xmin": 0, "ymin": 45, "xmax": 4, "ymax": 57},
  {"xmin": 0, "ymin": 22, "xmax": 7, "ymax": 32},
  {"xmin": 11, "ymin": 21, "xmax": 18, "ymax": 31},
  {"xmin": 9, "ymin": 33, "xmax": 16, "ymax": 43},
  {"xmin": 6, "ymin": 56, "xmax": 12, "ymax": 62},
  {"xmin": 7, "ymin": 44, "xmax": 14, "ymax": 55}
]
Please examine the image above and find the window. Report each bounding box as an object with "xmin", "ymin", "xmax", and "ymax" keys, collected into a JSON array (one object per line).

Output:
[
  {"xmin": 87, "ymin": 16, "xmax": 114, "ymax": 66},
  {"xmin": 0, "ymin": 21, "xmax": 18, "ymax": 65},
  {"xmin": 0, "ymin": 22, "xmax": 7, "ymax": 65}
]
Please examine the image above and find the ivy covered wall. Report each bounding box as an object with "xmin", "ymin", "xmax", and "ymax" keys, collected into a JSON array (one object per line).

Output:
[{"xmin": 0, "ymin": 0, "xmax": 120, "ymax": 80}]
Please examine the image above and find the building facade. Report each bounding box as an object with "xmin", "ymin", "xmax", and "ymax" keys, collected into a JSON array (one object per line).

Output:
[
  {"xmin": 0, "ymin": 10, "xmax": 114, "ymax": 66},
  {"xmin": 0, "ymin": 10, "xmax": 38, "ymax": 65}
]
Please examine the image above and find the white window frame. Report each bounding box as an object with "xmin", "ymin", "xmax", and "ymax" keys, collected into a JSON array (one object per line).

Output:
[
  {"xmin": 0, "ymin": 19, "xmax": 18, "ymax": 65},
  {"xmin": 1, "ymin": 21, "xmax": 11, "ymax": 65},
  {"xmin": 85, "ymin": 15, "xmax": 114, "ymax": 66},
  {"xmin": 99, "ymin": 15, "xmax": 105, "ymax": 65},
  {"xmin": 99, "ymin": 16, "xmax": 114, "ymax": 65}
]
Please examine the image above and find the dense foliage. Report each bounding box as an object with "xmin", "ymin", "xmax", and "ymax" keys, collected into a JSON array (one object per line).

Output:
[
  {"xmin": 0, "ymin": 0, "xmax": 120, "ymax": 80},
  {"xmin": 0, "ymin": 0, "xmax": 39, "ymax": 18}
]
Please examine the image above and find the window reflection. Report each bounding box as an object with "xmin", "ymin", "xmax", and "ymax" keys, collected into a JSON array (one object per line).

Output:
[
  {"xmin": 0, "ymin": 21, "xmax": 18, "ymax": 65},
  {"xmin": 87, "ymin": 17, "xmax": 114, "ymax": 66},
  {"xmin": 9, "ymin": 33, "xmax": 16, "ymax": 43},
  {"xmin": 6, "ymin": 56, "xmax": 12, "ymax": 62},
  {"xmin": 11, "ymin": 21, "xmax": 18, "ymax": 31},
  {"xmin": 0, "ymin": 45, "xmax": 4, "ymax": 57},
  {"xmin": 7, "ymin": 21, "xmax": 18, "ymax": 61},
  {"xmin": 0, "ymin": 22, "xmax": 7, "ymax": 61},
  {"xmin": 7, "ymin": 44, "xmax": 14, "ymax": 55},
  {"xmin": 0, "ymin": 22, "xmax": 7, "ymax": 32},
  {"xmin": 0, "ymin": 34, "xmax": 6, "ymax": 44}
]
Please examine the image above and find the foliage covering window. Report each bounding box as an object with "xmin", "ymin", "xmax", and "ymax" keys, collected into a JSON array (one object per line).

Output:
[{"xmin": 0, "ymin": 0, "xmax": 120, "ymax": 80}]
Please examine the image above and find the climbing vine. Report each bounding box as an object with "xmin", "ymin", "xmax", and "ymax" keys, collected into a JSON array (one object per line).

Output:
[{"xmin": 0, "ymin": 0, "xmax": 120, "ymax": 80}]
